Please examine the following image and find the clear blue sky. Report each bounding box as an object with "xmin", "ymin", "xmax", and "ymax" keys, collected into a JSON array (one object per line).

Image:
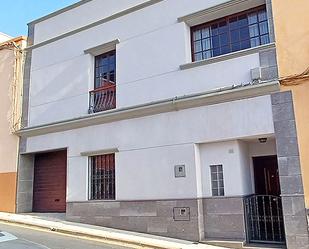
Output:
[{"xmin": 0, "ymin": 0, "xmax": 80, "ymax": 37}]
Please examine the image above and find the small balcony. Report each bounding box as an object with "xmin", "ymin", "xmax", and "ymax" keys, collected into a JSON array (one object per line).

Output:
[{"xmin": 88, "ymin": 82, "xmax": 116, "ymax": 114}]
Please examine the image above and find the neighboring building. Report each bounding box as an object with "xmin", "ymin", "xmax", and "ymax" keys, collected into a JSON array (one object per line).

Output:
[
  {"xmin": 17, "ymin": 0, "xmax": 308, "ymax": 248},
  {"xmin": 0, "ymin": 33, "xmax": 27, "ymax": 212},
  {"xmin": 0, "ymin": 32, "xmax": 12, "ymax": 43},
  {"xmin": 272, "ymin": 0, "xmax": 309, "ymax": 219}
]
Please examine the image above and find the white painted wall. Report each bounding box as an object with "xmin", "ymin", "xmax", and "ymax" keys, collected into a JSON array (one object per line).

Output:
[
  {"xmin": 34, "ymin": 0, "xmax": 151, "ymax": 44},
  {"xmin": 199, "ymin": 140, "xmax": 253, "ymax": 197},
  {"xmin": 67, "ymin": 156, "xmax": 89, "ymax": 201},
  {"xmin": 27, "ymin": 96, "xmax": 274, "ymax": 155},
  {"xmin": 248, "ymin": 139, "xmax": 277, "ymax": 157},
  {"xmin": 116, "ymin": 144, "xmax": 197, "ymax": 200},
  {"xmin": 29, "ymin": 0, "xmax": 262, "ymax": 126},
  {"xmin": 27, "ymin": 0, "xmax": 277, "ymax": 202},
  {"xmin": 33, "ymin": 0, "xmax": 233, "ymax": 44},
  {"xmin": 26, "ymin": 95, "xmax": 275, "ymax": 201},
  {"xmin": 238, "ymin": 140, "xmax": 252, "ymax": 195},
  {"xmin": 198, "ymin": 139, "xmax": 277, "ymax": 198},
  {"xmin": 200, "ymin": 140, "xmax": 240, "ymax": 197}
]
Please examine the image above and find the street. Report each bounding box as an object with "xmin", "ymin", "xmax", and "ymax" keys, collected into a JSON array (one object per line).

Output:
[{"xmin": 0, "ymin": 222, "xmax": 129, "ymax": 249}]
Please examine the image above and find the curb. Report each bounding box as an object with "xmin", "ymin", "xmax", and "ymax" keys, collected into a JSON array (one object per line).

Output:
[
  {"xmin": 0, "ymin": 213, "xmax": 223, "ymax": 249},
  {"xmin": 0, "ymin": 220, "xmax": 163, "ymax": 249}
]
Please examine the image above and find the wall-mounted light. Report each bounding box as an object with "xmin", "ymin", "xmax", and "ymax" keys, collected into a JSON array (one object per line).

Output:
[{"xmin": 258, "ymin": 138, "xmax": 268, "ymax": 143}]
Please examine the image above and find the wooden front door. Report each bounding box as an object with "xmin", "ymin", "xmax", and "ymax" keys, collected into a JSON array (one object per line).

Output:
[
  {"xmin": 33, "ymin": 150, "xmax": 67, "ymax": 212},
  {"xmin": 253, "ymin": 155, "xmax": 281, "ymax": 196}
]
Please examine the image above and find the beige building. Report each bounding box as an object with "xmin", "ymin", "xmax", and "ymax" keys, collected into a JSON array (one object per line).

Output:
[
  {"xmin": 272, "ymin": 0, "xmax": 309, "ymax": 209},
  {"xmin": 0, "ymin": 33, "xmax": 26, "ymax": 212}
]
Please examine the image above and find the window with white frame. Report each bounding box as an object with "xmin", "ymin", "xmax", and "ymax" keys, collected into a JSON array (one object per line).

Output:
[{"xmin": 210, "ymin": 165, "xmax": 225, "ymax": 196}]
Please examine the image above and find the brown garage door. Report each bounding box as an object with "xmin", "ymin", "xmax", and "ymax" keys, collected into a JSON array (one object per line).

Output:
[{"xmin": 33, "ymin": 150, "xmax": 67, "ymax": 212}]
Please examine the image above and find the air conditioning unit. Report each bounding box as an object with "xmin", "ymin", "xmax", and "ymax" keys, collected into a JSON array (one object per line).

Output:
[{"xmin": 251, "ymin": 67, "xmax": 262, "ymax": 82}]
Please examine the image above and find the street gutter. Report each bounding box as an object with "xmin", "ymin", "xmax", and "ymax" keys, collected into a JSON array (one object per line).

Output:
[{"xmin": 0, "ymin": 213, "xmax": 225, "ymax": 249}]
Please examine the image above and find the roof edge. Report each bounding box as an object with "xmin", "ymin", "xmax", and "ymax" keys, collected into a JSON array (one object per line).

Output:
[
  {"xmin": 0, "ymin": 36, "xmax": 27, "ymax": 47},
  {"xmin": 28, "ymin": 0, "xmax": 93, "ymax": 26},
  {"xmin": 0, "ymin": 32, "xmax": 12, "ymax": 39}
]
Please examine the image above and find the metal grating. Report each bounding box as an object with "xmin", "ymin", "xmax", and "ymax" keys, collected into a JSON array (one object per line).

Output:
[
  {"xmin": 89, "ymin": 154, "xmax": 115, "ymax": 200},
  {"xmin": 244, "ymin": 195, "xmax": 285, "ymax": 244},
  {"xmin": 89, "ymin": 84, "xmax": 116, "ymax": 113}
]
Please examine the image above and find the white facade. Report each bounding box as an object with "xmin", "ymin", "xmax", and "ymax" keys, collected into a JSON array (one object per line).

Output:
[
  {"xmin": 26, "ymin": 95, "xmax": 276, "ymax": 202},
  {"xmin": 25, "ymin": 0, "xmax": 277, "ymax": 203},
  {"xmin": 28, "ymin": 0, "xmax": 265, "ymax": 126}
]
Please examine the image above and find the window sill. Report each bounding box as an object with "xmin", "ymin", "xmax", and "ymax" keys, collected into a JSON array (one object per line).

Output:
[
  {"xmin": 87, "ymin": 200, "xmax": 116, "ymax": 202},
  {"xmin": 179, "ymin": 43, "xmax": 275, "ymax": 70}
]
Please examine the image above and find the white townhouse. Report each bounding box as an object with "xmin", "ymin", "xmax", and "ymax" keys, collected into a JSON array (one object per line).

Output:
[{"xmin": 17, "ymin": 0, "xmax": 309, "ymax": 248}]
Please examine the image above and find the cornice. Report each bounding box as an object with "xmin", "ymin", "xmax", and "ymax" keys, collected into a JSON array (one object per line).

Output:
[{"xmin": 17, "ymin": 81, "xmax": 280, "ymax": 138}]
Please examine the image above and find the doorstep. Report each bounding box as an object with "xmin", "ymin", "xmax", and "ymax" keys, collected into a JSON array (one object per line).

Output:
[
  {"xmin": 202, "ymin": 239, "xmax": 285, "ymax": 249},
  {"xmin": 0, "ymin": 212, "xmax": 227, "ymax": 249},
  {"xmin": 242, "ymin": 243, "xmax": 286, "ymax": 249},
  {"xmin": 202, "ymin": 239, "xmax": 244, "ymax": 249}
]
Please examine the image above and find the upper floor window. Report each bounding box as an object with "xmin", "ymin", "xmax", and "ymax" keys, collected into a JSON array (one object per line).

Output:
[
  {"xmin": 95, "ymin": 51, "xmax": 116, "ymax": 88},
  {"xmin": 191, "ymin": 6, "xmax": 270, "ymax": 62},
  {"xmin": 89, "ymin": 50, "xmax": 116, "ymax": 113}
]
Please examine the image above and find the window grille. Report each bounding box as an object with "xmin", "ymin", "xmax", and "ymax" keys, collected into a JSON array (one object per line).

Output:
[{"xmin": 89, "ymin": 154, "xmax": 115, "ymax": 200}]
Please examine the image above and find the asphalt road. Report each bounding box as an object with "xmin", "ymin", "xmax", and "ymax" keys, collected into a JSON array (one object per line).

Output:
[{"xmin": 0, "ymin": 222, "xmax": 129, "ymax": 249}]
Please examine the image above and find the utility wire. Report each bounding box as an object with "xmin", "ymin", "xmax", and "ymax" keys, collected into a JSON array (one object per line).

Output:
[{"xmin": 280, "ymin": 66, "xmax": 309, "ymax": 86}]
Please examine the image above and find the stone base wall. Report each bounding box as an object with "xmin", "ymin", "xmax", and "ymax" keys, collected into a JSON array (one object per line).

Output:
[
  {"xmin": 203, "ymin": 197, "xmax": 246, "ymax": 240},
  {"xmin": 67, "ymin": 197, "xmax": 247, "ymax": 242},
  {"xmin": 66, "ymin": 199, "xmax": 200, "ymax": 241},
  {"xmin": 282, "ymin": 195, "xmax": 309, "ymax": 248},
  {"xmin": 16, "ymin": 154, "xmax": 34, "ymax": 213}
]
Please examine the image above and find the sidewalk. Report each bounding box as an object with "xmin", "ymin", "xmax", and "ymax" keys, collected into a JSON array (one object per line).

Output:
[{"xmin": 0, "ymin": 212, "xmax": 228, "ymax": 249}]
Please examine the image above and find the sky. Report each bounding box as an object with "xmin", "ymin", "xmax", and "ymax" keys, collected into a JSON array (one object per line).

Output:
[{"xmin": 0, "ymin": 0, "xmax": 80, "ymax": 37}]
